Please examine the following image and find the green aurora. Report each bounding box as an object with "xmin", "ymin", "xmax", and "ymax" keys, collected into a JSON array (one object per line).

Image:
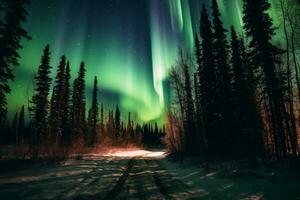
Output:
[{"xmin": 6, "ymin": 0, "xmax": 282, "ymax": 123}]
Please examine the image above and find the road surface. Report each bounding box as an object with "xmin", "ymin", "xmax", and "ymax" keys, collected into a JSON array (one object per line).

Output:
[
  {"xmin": 1, "ymin": 149, "xmax": 299, "ymax": 200},
  {"xmin": 0, "ymin": 149, "xmax": 202, "ymax": 200}
]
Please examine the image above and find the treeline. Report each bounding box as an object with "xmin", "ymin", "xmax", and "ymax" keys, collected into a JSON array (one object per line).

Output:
[
  {"xmin": 166, "ymin": 0, "xmax": 300, "ymax": 161},
  {"xmin": 0, "ymin": 0, "xmax": 164, "ymax": 150},
  {"xmin": 0, "ymin": 45, "xmax": 164, "ymax": 149}
]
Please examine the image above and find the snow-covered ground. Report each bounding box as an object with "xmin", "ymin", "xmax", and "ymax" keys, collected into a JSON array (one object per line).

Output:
[{"xmin": 0, "ymin": 148, "xmax": 299, "ymax": 199}]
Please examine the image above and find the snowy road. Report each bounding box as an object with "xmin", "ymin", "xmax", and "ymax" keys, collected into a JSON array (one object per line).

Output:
[
  {"xmin": 1, "ymin": 149, "xmax": 299, "ymax": 200},
  {"xmin": 0, "ymin": 149, "xmax": 202, "ymax": 200}
]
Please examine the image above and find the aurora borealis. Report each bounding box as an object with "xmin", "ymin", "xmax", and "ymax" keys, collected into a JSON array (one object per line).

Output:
[{"xmin": 7, "ymin": 0, "xmax": 280, "ymax": 123}]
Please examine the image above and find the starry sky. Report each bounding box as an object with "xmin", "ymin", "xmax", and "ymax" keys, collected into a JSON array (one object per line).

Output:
[{"xmin": 6, "ymin": 0, "xmax": 280, "ymax": 123}]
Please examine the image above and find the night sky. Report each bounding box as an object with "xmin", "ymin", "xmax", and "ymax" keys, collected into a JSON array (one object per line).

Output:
[{"xmin": 7, "ymin": 0, "xmax": 280, "ymax": 123}]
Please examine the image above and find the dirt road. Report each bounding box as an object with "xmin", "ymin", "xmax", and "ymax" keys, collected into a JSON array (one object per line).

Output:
[{"xmin": 0, "ymin": 150, "xmax": 201, "ymax": 200}]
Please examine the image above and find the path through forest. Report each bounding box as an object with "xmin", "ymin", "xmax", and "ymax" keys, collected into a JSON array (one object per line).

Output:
[{"xmin": 0, "ymin": 149, "xmax": 299, "ymax": 200}]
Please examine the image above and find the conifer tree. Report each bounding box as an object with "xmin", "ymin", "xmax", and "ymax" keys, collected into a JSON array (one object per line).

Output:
[
  {"xmin": 230, "ymin": 26, "xmax": 263, "ymax": 157},
  {"xmin": 11, "ymin": 111, "xmax": 18, "ymax": 144},
  {"xmin": 17, "ymin": 105, "xmax": 25, "ymax": 144},
  {"xmin": 211, "ymin": 0, "xmax": 233, "ymax": 155},
  {"xmin": 243, "ymin": 0, "xmax": 289, "ymax": 158},
  {"xmin": 115, "ymin": 104, "xmax": 121, "ymax": 140},
  {"xmin": 0, "ymin": 0, "xmax": 31, "ymax": 128},
  {"xmin": 100, "ymin": 103, "xmax": 104, "ymax": 138},
  {"xmin": 194, "ymin": 34, "xmax": 205, "ymax": 152},
  {"xmin": 62, "ymin": 62, "xmax": 71, "ymax": 145},
  {"xmin": 180, "ymin": 52, "xmax": 196, "ymax": 155},
  {"xmin": 50, "ymin": 56, "xmax": 66, "ymax": 141},
  {"xmin": 199, "ymin": 5, "xmax": 218, "ymax": 158},
  {"xmin": 88, "ymin": 76, "xmax": 99, "ymax": 146},
  {"xmin": 71, "ymin": 62, "xmax": 86, "ymax": 139},
  {"xmin": 31, "ymin": 45, "xmax": 52, "ymax": 145}
]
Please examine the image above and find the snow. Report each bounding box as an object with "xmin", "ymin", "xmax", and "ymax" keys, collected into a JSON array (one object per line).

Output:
[
  {"xmin": 0, "ymin": 148, "xmax": 299, "ymax": 199},
  {"xmin": 160, "ymin": 158, "xmax": 300, "ymax": 199}
]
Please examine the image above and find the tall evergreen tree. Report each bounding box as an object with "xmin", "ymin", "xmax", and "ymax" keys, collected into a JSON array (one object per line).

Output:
[
  {"xmin": 62, "ymin": 61, "xmax": 71, "ymax": 145},
  {"xmin": 11, "ymin": 111, "xmax": 18, "ymax": 144},
  {"xmin": 211, "ymin": 0, "xmax": 233, "ymax": 156},
  {"xmin": 194, "ymin": 34, "xmax": 205, "ymax": 153},
  {"xmin": 115, "ymin": 104, "xmax": 121, "ymax": 140},
  {"xmin": 31, "ymin": 45, "xmax": 52, "ymax": 145},
  {"xmin": 71, "ymin": 62, "xmax": 86, "ymax": 139},
  {"xmin": 180, "ymin": 52, "xmax": 196, "ymax": 155},
  {"xmin": 100, "ymin": 103, "xmax": 104, "ymax": 138},
  {"xmin": 88, "ymin": 76, "xmax": 99, "ymax": 146},
  {"xmin": 230, "ymin": 26, "xmax": 263, "ymax": 157},
  {"xmin": 50, "ymin": 55, "xmax": 66, "ymax": 142},
  {"xmin": 17, "ymin": 105, "xmax": 25, "ymax": 144},
  {"xmin": 0, "ymin": 0, "xmax": 31, "ymax": 128},
  {"xmin": 243, "ymin": 0, "xmax": 290, "ymax": 158},
  {"xmin": 199, "ymin": 5, "xmax": 218, "ymax": 158}
]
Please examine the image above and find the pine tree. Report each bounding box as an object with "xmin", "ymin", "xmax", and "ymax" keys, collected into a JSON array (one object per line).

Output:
[
  {"xmin": 194, "ymin": 34, "xmax": 205, "ymax": 153},
  {"xmin": 100, "ymin": 103, "xmax": 104, "ymax": 138},
  {"xmin": 62, "ymin": 61, "xmax": 71, "ymax": 145},
  {"xmin": 17, "ymin": 105, "xmax": 25, "ymax": 144},
  {"xmin": 50, "ymin": 55, "xmax": 66, "ymax": 142},
  {"xmin": 115, "ymin": 104, "xmax": 121, "ymax": 141},
  {"xmin": 0, "ymin": 0, "xmax": 31, "ymax": 128},
  {"xmin": 230, "ymin": 26, "xmax": 263, "ymax": 157},
  {"xmin": 88, "ymin": 76, "xmax": 99, "ymax": 146},
  {"xmin": 243, "ymin": 0, "xmax": 289, "ymax": 159},
  {"xmin": 199, "ymin": 5, "xmax": 218, "ymax": 158},
  {"xmin": 11, "ymin": 111, "xmax": 18, "ymax": 144},
  {"xmin": 179, "ymin": 52, "xmax": 196, "ymax": 155},
  {"xmin": 71, "ymin": 62, "xmax": 86, "ymax": 140},
  {"xmin": 31, "ymin": 45, "xmax": 52, "ymax": 145},
  {"xmin": 211, "ymin": 0, "xmax": 233, "ymax": 156}
]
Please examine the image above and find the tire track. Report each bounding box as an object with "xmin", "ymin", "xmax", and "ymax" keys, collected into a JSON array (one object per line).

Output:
[
  {"xmin": 56, "ymin": 158, "xmax": 116, "ymax": 200},
  {"xmin": 145, "ymin": 159, "xmax": 196, "ymax": 200},
  {"xmin": 101, "ymin": 158, "xmax": 134, "ymax": 200}
]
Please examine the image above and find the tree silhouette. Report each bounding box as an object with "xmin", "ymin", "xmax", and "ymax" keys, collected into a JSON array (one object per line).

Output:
[
  {"xmin": 31, "ymin": 45, "xmax": 52, "ymax": 145},
  {"xmin": 198, "ymin": 5, "xmax": 218, "ymax": 158},
  {"xmin": 71, "ymin": 62, "xmax": 86, "ymax": 140},
  {"xmin": 115, "ymin": 104, "xmax": 121, "ymax": 143},
  {"xmin": 87, "ymin": 76, "xmax": 99, "ymax": 146},
  {"xmin": 243, "ymin": 0, "xmax": 291, "ymax": 159},
  {"xmin": 62, "ymin": 62, "xmax": 72, "ymax": 145},
  {"xmin": 50, "ymin": 55, "xmax": 66, "ymax": 143},
  {"xmin": 17, "ymin": 105, "xmax": 25, "ymax": 144},
  {"xmin": 0, "ymin": 0, "xmax": 31, "ymax": 128}
]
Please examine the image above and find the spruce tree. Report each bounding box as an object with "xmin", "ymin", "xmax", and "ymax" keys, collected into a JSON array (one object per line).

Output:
[
  {"xmin": 31, "ymin": 45, "xmax": 52, "ymax": 145},
  {"xmin": 11, "ymin": 111, "xmax": 18, "ymax": 144},
  {"xmin": 211, "ymin": 0, "xmax": 233, "ymax": 156},
  {"xmin": 180, "ymin": 52, "xmax": 196, "ymax": 155},
  {"xmin": 243, "ymin": 0, "xmax": 289, "ymax": 158},
  {"xmin": 199, "ymin": 5, "xmax": 218, "ymax": 158},
  {"xmin": 115, "ymin": 104, "xmax": 121, "ymax": 141},
  {"xmin": 100, "ymin": 103, "xmax": 104, "ymax": 138},
  {"xmin": 62, "ymin": 62, "xmax": 71, "ymax": 145},
  {"xmin": 230, "ymin": 26, "xmax": 263, "ymax": 157},
  {"xmin": 194, "ymin": 34, "xmax": 205, "ymax": 153},
  {"xmin": 88, "ymin": 76, "xmax": 99, "ymax": 146},
  {"xmin": 71, "ymin": 62, "xmax": 86, "ymax": 139},
  {"xmin": 0, "ymin": 0, "xmax": 31, "ymax": 128},
  {"xmin": 17, "ymin": 105, "xmax": 25, "ymax": 144},
  {"xmin": 50, "ymin": 55, "xmax": 66, "ymax": 142}
]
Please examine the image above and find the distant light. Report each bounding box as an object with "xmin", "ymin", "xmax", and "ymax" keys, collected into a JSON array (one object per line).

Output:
[{"xmin": 103, "ymin": 149, "xmax": 166, "ymax": 158}]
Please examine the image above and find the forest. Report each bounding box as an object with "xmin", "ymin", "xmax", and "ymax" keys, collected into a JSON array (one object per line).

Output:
[
  {"xmin": 0, "ymin": 0, "xmax": 300, "ymax": 165},
  {"xmin": 166, "ymin": 0, "xmax": 300, "ymax": 163},
  {"xmin": 0, "ymin": 0, "xmax": 300, "ymax": 199}
]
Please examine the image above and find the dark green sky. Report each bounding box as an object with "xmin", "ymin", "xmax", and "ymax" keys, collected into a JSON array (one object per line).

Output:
[{"xmin": 6, "ymin": 0, "xmax": 281, "ymax": 123}]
